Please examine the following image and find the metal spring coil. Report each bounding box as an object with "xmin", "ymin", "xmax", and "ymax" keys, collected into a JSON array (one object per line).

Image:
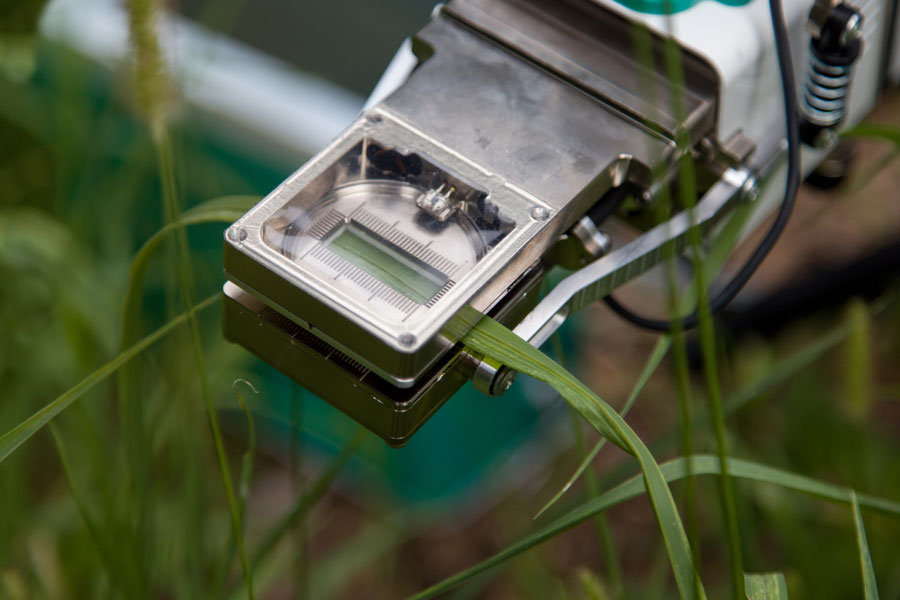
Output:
[{"xmin": 803, "ymin": 54, "xmax": 853, "ymax": 128}]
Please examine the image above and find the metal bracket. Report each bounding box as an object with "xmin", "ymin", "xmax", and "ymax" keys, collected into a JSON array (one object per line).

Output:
[
  {"xmin": 471, "ymin": 167, "xmax": 752, "ymax": 394},
  {"xmin": 515, "ymin": 167, "xmax": 751, "ymax": 345}
]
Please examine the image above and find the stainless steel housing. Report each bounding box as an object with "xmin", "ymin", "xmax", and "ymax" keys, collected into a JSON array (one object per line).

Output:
[{"xmin": 223, "ymin": 0, "xmax": 726, "ymax": 443}]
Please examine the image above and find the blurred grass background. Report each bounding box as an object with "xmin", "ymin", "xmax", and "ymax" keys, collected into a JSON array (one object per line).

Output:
[{"xmin": 1, "ymin": 0, "xmax": 900, "ymax": 598}]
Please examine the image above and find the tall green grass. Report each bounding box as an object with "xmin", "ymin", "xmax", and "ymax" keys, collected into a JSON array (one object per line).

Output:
[{"xmin": 1, "ymin": 1, "xmax": 899, "ymax": 598}]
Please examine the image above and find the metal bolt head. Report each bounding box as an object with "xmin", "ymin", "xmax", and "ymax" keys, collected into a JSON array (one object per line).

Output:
[
  {"xmin": 226, "ymin": 226, "xmax": 247, "ymax": 243},
  {"xmin": 491, "ymin": 367, "xmax": 517, "ymax": 395},
  {"xmin": 399, "ymin": 333, "xmax": 416, "ymax": 347},
  {"xmin": 530, "ymin": 206, "xmax": 549, "ymax": 221},
  {"xmin": 571, "ymin": 216, "xmax": 612, "ymax": 259}
]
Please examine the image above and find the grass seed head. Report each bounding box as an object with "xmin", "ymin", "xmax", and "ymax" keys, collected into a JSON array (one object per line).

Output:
[{"xmin": 124, "ymin": 0, "xmax": 172, "ymax": 135}]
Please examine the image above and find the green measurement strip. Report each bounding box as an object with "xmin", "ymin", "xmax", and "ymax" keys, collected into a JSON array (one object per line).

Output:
[{"xmin": 328, "ymin": 225, "xmax": 445, "ymax": 305}]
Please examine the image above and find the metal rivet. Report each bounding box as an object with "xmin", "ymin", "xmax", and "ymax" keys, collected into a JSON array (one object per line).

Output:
[{"xmin": 530, "ymin": 206, "xmax": 549, "ymax": 221}]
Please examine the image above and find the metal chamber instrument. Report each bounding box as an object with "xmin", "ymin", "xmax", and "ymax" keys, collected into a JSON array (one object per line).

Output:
[{"xmin": 223, "ymin": 0, "xmax": 896, "ymax": 445}]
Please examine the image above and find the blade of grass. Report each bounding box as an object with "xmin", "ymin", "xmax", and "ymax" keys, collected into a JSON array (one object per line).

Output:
[
  {"xmin": 227, "ymin": 432, "xmax": 367, "ymax": 598},
  {"xmin": 535, "ymin": 336, "xmax": 670, "ymax": 519},
  {"xmin": 842, "ymin": 123, "xmax": 900, "ymax": 146},
  {"xmin": 247, "ymin": 430, "xmax": 368, "ymax": 582},
  {"xmin": 670, "ymin": 321, "xmax": 699, "ymax": 563},
  {"xmin": 126, "ymin": 0, "xmax": 255, "ymax": 589},
  {"xmin": 843, "ymin": 299, "xmax": 873, "ymax": 423},
  {"xmin": 210, "ymin": 379, "xmax": 260, "ymax": 600},
  {"xmin": 577, "ymin": 568, "xmax": 613, "ymax": 600},
  {"xmin": 308, "ymin": 521, "xmax": 401, "ymax": 600},
  {"xmin": 692, "ymin": 229, "xmax": 744, "ymax": 600},
  {"xmin": 588, "ymin": 318, "xmax": 856, "ymax": 506},
  {"xmin": 408, "ymin": 455, "xmax": 900, "ymax": 599},
  {"xmin": 655, "ymin": 27, "xmax": 711, "ymax": 579},
  {"xmin": 0, "ymin": 293, "xmax": 218, "ymax": 465},
  {"xmin": 551, "ymin": 335, "xmax": 626, "ymax": 599},
  {"xmin": 233, "ymin": 380, "xmax": 258, "ymax": 521},
  {"xmin": 126, "ymin": 0, "xmax": 239, "ymax": 589},
  {"xmin": 119, "ymin": 194, "xmax": 256, "ymax": 350},
  {"xmin": 154, "ymin": 128, "xmax": 254, "ymax": 599},
  {"xmin": 445, "ymin": 572, "xmax": 495, "ymax": 600},
  {"xmin": 48, "ymin": 421, "xmax": 139, "ymax": 597},
  {"xmin": 524, "ymin": 198, "xmax": 757, "ymax": 598},
  {"xmin": 660, "ymin": 21, "xmax": 744, "ymax": 593},
  {"xmin": 851, "ymin": 491, "xmax": 880, "ymax": 600},
  {"xmin": 744, "ymin": 573, "xmax": 789, "ymax": 599},
  {"xmin": 234, "ymin": 512, "xmax": 407, "ymax": 600},
  {"xmin": 537, "ymin": 202, "xmax": 756, "ymax": 517},
  {"xmin": 454, "ymin": 313, "xmax": 705, "ymax": 600},
  {"xmin": 116, "ymin": 194, "xmax": 256, "ymax": 597}
]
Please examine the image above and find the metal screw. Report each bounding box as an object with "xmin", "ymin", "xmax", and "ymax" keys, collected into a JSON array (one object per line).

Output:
[
  {"xmin": 491, "ymin": 367, "xmax": 517, "ymax": 394},
  {"xmin": 530, "ymin": 206, "xmax": 549, "ymax": 221},
  {"xmin": 739, "ymin": 174, "xmax": 761, "ymax": 204},
  {"xmin": 226, "ymin": 226, "xmax": 247, "ymax": 243},
  {"xmin": 399, "ymin": 333, "xmax": 416, "ymax": 347}
]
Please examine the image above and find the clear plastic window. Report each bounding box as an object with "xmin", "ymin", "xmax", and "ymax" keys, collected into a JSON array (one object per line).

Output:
[{"xmin": 261, "ymin": 139, "xmax": 515, "ymax": 318}]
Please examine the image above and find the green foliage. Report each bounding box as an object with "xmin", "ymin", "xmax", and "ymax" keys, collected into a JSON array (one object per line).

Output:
[
  {"xmin": 450, "ymin": 311, "xmax": 705, "ymax": 600},
  {"xmin": 536, "ymin": 336, "xmax": 671, "ymax": 520},
  {"xmin": 2, "ymin": 1, "xmax": 900, "ymax": 598},
  {"xmin": 577, "ymin": 568, "xmax": 613, "ymax": 600},
  {"xmin": 842, "ymin": 299, "xmax": 873, "ymax": 421},
  {"xmin": 410, "ymin": 454, "xmax": 900, "ymax": 598},
  {"xmin": 744, "ymin": 573, "xmax": 789, "ymax": 599},
  {"xmin": 0, "ymin": 293, "xmax": 218, "ymax": 466},
  {"xmin": 844, "ymin": 123, "xmax": 900, "ymax": 147}
]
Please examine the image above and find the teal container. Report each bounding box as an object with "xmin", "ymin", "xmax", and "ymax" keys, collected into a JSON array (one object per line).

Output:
[
  {"xmin": 250, "ymin": 360, "xmax": 571, "ymax": 505},
  {"xmin": 612, "ymin": 0, "xmax": 750, "ymax": 14}
]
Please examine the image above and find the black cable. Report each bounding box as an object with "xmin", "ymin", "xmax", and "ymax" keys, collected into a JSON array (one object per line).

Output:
[{"xmin": 603, "ymin": 0, "xmax": 802, "ymax": 332}]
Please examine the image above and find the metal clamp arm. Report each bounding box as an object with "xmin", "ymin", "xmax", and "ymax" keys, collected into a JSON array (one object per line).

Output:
[{"xmin": 512, "ymin": 167, "xmax": 753, "ymax": 348}]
